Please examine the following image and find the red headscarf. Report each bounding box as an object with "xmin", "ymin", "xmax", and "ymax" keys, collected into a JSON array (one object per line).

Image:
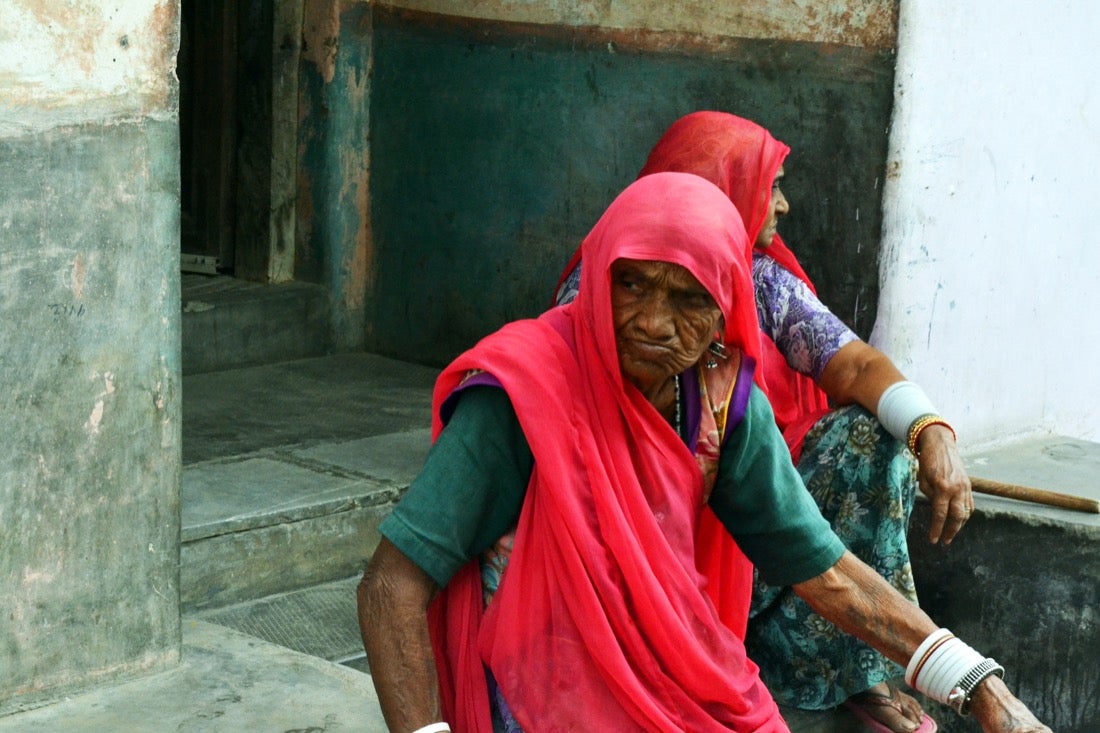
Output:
[
  {"xmin": 430, "ymin": 173, "xmax": 786, "ymax": 731},
  {"xmin": 638, "ymin": 111, "xmax": 830, "ymax": 457}
]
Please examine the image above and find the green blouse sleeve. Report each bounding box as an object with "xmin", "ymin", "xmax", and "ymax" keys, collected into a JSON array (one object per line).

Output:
[
  {"xmin": 379, "ymin": 386, "xmax": 532, "ymax": 587},
  {"xmin": 708, "ymin": 385, "xmax": 846, "ymax": 587}
]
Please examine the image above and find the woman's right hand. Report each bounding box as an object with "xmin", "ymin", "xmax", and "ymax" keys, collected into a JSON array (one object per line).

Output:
[{"xmin": 915, "ymin": 424, "xmax": 972, "ymax": 545}]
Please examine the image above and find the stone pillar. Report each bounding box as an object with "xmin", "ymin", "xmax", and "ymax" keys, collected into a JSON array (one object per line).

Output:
[{"xmin": 0, "ymin": 1, "xmax": 182, "ymax": 715}]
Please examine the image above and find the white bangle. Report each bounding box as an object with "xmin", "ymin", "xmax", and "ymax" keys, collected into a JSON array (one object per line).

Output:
[
  {"xmin": 876, "ymin": 380, "xmax": 939, "ymax": 443},
  {"xmin": 905, "ymin": 628, "xmax": 1000, "ymax": 714},
  {"xmin": 410, "ymin": 724, "xmax": 451, "ymax": 733},
  {"xmin": 905, "ymin": 628, "xmax": 953, "ymax": 687}
]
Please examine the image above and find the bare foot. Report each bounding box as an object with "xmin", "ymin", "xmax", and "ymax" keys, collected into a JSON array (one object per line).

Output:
[{"xmin": 844, "ymin": 682, "xmax": 932, "ymax": 733}]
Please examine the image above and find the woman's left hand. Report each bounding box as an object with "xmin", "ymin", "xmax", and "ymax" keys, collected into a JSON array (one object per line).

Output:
[
  {"xmin": 969, "ymin": 675, "xmax": 1053, "ymax": 733},
  {"xmin": 915, "ymin": 424, "xmax": 972, "ymax": 544}
]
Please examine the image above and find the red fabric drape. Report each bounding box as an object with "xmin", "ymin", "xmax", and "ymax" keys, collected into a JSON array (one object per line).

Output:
[{"xmin": 430, "ymin": 173, "xmax": 786, "ymax": 732}]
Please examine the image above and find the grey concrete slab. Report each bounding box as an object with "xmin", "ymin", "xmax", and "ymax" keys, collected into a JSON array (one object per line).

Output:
[
  {"xmin": 182, "ymin": 352, "xmax": 438, "ymax": 464},
  {"xmin": 291, "ymin": 428, "xmax": 434, "ymax": 486},
  {"xmin": 182, "ymin": 275, "xmax": 332, "ymax": 375},
  {"xmin": 0, "ymin": 620, "xmax": 387, "ymax": 733},
  {"xmin": 909, "ymin": 435, "xmax": 1100, "ymax": 732},
  {"xmin": 194, "ymin": 576, "xmax": 364, "ymax": 667},
  {"xmin": 181, "ymin": 501, "xmax": 393, "ymax": 612}
]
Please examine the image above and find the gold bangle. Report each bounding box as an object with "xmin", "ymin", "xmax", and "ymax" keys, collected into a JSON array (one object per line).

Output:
[{"xmin": 907, "ymin": 414, "xmax": 956, "ymax": 456}]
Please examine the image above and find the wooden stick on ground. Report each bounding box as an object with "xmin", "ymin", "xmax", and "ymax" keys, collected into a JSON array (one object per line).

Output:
[{"xmin": 969, "ymin": 476, "xmax": 1100, "ymax": 514}]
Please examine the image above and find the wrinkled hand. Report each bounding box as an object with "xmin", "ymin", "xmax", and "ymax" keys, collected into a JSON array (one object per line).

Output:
[
  {"xmin": 969, "ymin": 676, "xmax": 1052, "ymax": 733},
  {"xmin": 915, "ymin": 424, "xmax": 972, "ymax": 544}
]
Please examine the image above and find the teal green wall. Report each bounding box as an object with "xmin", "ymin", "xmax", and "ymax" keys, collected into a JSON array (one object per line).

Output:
[
  {"xmin": 365, "ymin": 14, "xmax": 896, "ymax": 365},
  {"xmin": 365, "ymin": 13, "xmax": 896, "ymax": 365},
  {"xmin": 297, "ymin": 3, "xmax": 373, "ymax": 351}
]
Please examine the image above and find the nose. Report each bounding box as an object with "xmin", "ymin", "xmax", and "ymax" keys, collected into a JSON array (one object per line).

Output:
[
  {"xmin": 633, "ymin": 293, "xmax": 677, "ymax": 341},
  {"xmin": 774, "ymin": 187, "xmax": 790, "ymax": 216}
]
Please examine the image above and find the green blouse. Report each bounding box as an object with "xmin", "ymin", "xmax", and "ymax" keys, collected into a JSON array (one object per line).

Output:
[{"xmin": 381, "ymin": 383, "xmax": 844, "ymax": 589}]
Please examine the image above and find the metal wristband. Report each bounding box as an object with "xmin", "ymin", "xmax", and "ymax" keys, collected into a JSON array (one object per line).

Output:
[{"xmin": 947, "ymin": 658, "xmax": 1005, "ymax": 715}]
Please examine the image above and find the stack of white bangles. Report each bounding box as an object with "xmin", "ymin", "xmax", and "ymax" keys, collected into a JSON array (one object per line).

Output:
[
  {"xmin": 906, "ymin": 628, "xmax": 1005, "ymax": 715},
  {"xmin": 876, "ymin": 381, "xmax": 956, "ymax": 456},
  {"xmin": 410, "ymin": 724, "xmax": 451, "ymax": 733}
]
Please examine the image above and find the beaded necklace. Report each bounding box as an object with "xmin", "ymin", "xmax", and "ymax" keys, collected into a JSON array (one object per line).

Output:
[{"xmin": 673, "ymin": 373, "xmax": 683, "ymax": 437}]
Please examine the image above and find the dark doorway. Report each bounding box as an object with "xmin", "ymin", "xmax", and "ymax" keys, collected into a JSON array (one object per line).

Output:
[
  {"xmin": 178, "ymin": 0, "xmax": 239, "ymax": 275},
  {"xmin": 178, "ymin": 0, "xmax": 298, "ymax": 281}
]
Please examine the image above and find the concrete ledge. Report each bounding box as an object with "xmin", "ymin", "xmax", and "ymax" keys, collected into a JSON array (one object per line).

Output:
[
  {"xmin": 908, "ymin": 436, "xmax": 1100, "ymax": 733},
  {"xmin": 0, "ymin": 620, "xmax": 387, "ymax": 732},
  {"xmin": 182, "ymin": 455, "xmax": 401, "ymax": 542},
  {"xmin": 181, "ymin": 500, "xmax": 393, "ymax": 612}
]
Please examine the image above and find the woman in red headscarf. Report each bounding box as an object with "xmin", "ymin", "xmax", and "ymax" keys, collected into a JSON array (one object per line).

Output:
[
  {"xmin": 362, "ymin": 172, "xmax": 833, "ymax": 732},
  {"xmin": 358, "ymin": 172, "xmax": 1049, "ymax": 733},
  {"xmin": 555, "ymin": 113, "xmax": 973, "ymax": 732}
]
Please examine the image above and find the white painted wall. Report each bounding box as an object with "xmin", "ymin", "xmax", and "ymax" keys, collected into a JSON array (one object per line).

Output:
[{"xmin": 874, "ymin": 0, "xmax": 1100, "ymax": 448}]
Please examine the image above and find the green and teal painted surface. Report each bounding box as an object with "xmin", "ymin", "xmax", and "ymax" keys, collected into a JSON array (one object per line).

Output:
[
  {"xmin": 363, "ymin": 11, "xmax": 896, "ymax": 365},
  {"xmin": 0, "ymin": 1, "xmax": 181, "ymax": 713},
  {"xmin": 0, "ymin": 119, "xmax": 182, "ymax": 714},
  {"xmin": 296, "ymin": 1, "xmax": 374, "ymax": 351}
]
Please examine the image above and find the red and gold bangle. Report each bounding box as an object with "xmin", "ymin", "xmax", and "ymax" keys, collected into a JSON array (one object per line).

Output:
[{"xmin": 907, "ymin": 414, "xmax": 956, "ymax": 456}]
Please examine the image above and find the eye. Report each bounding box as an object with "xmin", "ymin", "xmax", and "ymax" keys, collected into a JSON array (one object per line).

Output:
[
  {"xmin": 614, "ymin": 269, "xmax": 645, "ymax": 293},
  {"xmin": 676, "ymin": 290, "xmax": 717, "ymax": 312}
]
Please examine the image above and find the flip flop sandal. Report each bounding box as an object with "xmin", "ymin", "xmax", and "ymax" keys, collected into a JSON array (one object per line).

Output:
[{"xmin": 843, "ymin": 684, "xmax": 938, "ymax": 733}]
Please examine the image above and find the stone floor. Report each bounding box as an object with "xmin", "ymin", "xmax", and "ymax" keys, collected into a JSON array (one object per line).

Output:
[{"xmin": 0, "ymin": 620, "xmax": 388, "ymax": 733}]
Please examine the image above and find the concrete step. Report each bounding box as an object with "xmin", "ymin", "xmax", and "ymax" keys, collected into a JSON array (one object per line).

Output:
[
  {"xmin": 191, "ymin": 576, "xmax": 368, "ymax": 672},
  {"xmin": 182, "ymin": 273, "xmax": 332, "ymax": 375},
  {"xmin": 910, "ymin": 436, "xmax": 1100, "ymax": 733},
  {"xmin": 180, "ymin": 352, "xmax": 438, "ymax": 612}
]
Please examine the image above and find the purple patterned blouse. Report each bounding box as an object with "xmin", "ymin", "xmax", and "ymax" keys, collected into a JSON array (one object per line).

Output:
[{"xmin": 751, "ymin": 253, "xmax": 858, "ymax": 381}]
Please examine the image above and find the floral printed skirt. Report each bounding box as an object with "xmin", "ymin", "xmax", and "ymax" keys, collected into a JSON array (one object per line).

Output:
[{"xmin": 745, "ymin": 405, "xmax": 919, "ymax": 710}]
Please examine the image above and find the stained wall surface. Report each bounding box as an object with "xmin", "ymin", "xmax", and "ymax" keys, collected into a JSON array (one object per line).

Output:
[
  {"xmin": 875, "ymin": 0, "xmax": 1100, "ymax": 446},
  {"xmin": 0, "ymin": 0, "xmax": 182, "ymax": 714},
  {"xmin": 353, "ymin": 1, "xmax": 898, "ymax": 364}
]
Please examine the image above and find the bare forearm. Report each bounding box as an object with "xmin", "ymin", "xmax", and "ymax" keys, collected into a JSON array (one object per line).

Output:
[
  {"xmin": 818, "ymin": 340, "xmax": 906, "ymax": 410},
  {"xmin": 792, "ymin": 550, "xmax": 935, "ymax": 666},
  {"xmin": 357, "ymin": 539, "xmax": 443, "ymax": 732}
]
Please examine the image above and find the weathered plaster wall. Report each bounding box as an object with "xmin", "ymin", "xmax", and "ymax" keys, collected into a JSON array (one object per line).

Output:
[
  {"xmin": 874, "ymin": 0, "xmax": 1100, "ymax": 447},
  {"xmin": 0, "ymin": 0, "xmax": 181, "ymax": 714},
  {"xmin": 0, "ymin": 1, "xmax": 177, "ymax": 136},
  {"xmin": 380, "ymin": 0, "xmax": 897, "ymax": 49},
  {"xmin": 296, "ymin": 0, "xmax": 373, "ymax": 351},
  {"xmin": 363, "ymin": 3, "xmax": 897, "ymax": 364}
]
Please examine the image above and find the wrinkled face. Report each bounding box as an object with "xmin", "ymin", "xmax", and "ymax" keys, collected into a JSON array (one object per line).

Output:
[
  {"xmin": 755, "ymin": 164, "xmax": 790, "ymax": 249},
  {"xmin": 611, "ymin": 258, "xmax": 723, "ymax": 393}
]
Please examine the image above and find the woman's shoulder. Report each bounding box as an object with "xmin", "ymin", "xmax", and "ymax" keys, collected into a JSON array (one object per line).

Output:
[{"xmin": 752, "ymin": 252, "xmax": 806, "ymax": 291}]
